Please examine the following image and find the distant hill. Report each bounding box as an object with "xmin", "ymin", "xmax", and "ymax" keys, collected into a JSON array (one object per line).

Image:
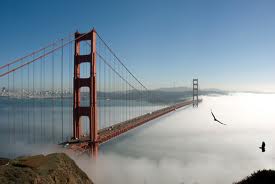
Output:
[
  {"xmin": 156, "ymin": 86, "xmax": 226, "ymax": 93},
  {"xmin": 96, "ymin": 86, "xmax": 228, "ymax": 104},
  {"xmin": 157, "ymin": 86, "xmax": 191, "ymax": 92},
  {"xmin": 147, "ymin": 86, "xmax": 228, "ymax": 104}
]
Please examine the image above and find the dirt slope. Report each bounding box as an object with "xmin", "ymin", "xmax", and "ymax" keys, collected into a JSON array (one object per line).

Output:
[{"xmin": 0, "ymin": 153, "xmax": 93, "ymax": 184}]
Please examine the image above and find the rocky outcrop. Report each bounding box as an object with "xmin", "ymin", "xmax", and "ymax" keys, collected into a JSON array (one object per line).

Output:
[
  {"xmin": 234, "ymin": 169, "xmax": 275, "ymax": 184},
  {"xmin": 0, "ymin": 153, "xmax": 93, "ymax": 184}
]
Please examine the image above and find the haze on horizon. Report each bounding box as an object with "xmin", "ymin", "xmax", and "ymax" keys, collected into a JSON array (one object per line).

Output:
[{"xmin": 0, "ymin": 0, "xmax": 275, "ymax": 92}]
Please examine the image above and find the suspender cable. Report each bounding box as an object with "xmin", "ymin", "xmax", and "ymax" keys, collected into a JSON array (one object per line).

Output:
[
  {"xmin": 98, "ymin": 51, "xmax": 101, "ymax": 129},
  {"xmin": 120, "ymin": 65, "xmax": 122, "ymax": 122},
  {"xmin": 7, "ymin": 65, "xmax": 10, "ymax": 144},
  {"xmin": 114, "ymin": 57, "xmax": 117, "ymax": 124},
  {"xmin": 104, "ymin": 56, "xmax": 106, "ymax": 128},
  {"xmin": 127, "ymin": 72, "xmax": 129, "ymax": 121},
  {"xmin": 108, "ymin": 61, "xmax": 111, "ymax": 127},
  {"xmin": 43, "ymin": 48, "xmax": 46, "ymax": 142},
  {"xmin": 32, "ymin": 57, "xmax": 35, "ymax": 143},
  {"xmin": 21, "ymin": 60, "xmax": 23, "ymax": 138},
  {"xmin": 27, "ymin": 61, "xmax": 30, "ymax": 143},
  {"xmin": 52, "ymin": 43, "xmax": 55, "ymax": 143},
  {"xmin": 61, "ymin": 39, "xmax": 64, "ymax": 142},
  {"xmin": 12, "ymin": 72, "xmax": 15, "ymax": 143},
  {"xmin": 69, "ymin": 41, "xmax": 72, "ymax": 138},
  {"xmin": 40, "ymin": 55, "xmax": 43, "ymax": 142}
]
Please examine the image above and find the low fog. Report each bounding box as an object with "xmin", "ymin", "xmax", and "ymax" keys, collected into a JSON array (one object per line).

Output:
[{"xmin": 2, "ymin": 93, "xmax": 275, "ymax": 184}]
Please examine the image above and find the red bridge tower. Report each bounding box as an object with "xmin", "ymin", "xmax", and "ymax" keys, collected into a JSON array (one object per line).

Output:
[{"xmin": 73, "ymin": 29, "xmax": 98, "ymax": 148}]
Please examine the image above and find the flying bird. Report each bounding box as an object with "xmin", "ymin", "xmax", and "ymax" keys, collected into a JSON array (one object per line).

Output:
[
  {"xmin": 259, "ymin": 141, "xmax": 265, "ymax": 152},
  {"xmin": 211, "ymin": 110, "xmax": 226, "ymax": 125}
]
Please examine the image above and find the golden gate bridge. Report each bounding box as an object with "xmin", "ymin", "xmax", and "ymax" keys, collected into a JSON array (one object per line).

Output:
[{"xmin": 0, "ymin": 29, "xmax": 200, "ymax": 157}]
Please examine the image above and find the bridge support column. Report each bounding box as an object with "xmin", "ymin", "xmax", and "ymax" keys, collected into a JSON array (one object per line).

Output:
[
  {"xmin": 193, "ymin": 79, "xmax": 199, "ymax": 106},
  {"xmin": 73, "ymin": 29, "xmax": 98, "ymax": 146},
  {"xmin": 90, "ymin": 142, "xmax": 99, "ymax": 158}
]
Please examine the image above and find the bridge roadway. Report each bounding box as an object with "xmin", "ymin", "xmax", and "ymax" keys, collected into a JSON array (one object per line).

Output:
[
  {"xmin": 97, "ymin": 99, "xmax": 198, "ymax": 144},
  {"xmin": 64, "ymin": 99, "xmax": 201, "ymax": 153}
]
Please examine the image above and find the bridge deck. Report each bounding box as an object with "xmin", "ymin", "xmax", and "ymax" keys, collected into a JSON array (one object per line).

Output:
[
  {"xmin": 63, "ymin": 99, "xmax": 200, "ymax": 150},
  {"xmin": 97, "ymin": 99, "xmax": 196, "ymax": 144}
]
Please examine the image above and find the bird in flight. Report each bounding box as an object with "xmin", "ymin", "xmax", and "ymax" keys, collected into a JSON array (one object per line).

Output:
[
  {"xmin": 259, "ymin": 141, "xmax": 265, "ymax": 152},
  {"xmin": 211, "ymin": 110, "xmax": 226, "ymax": 125}
]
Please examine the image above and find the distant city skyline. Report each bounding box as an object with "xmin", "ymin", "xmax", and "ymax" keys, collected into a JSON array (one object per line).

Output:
[{"xmin": 1, "ymin": 0, "xmax": 275, "ymax": 92}]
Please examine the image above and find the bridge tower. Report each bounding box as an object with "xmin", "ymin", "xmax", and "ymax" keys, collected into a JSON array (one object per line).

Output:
[
  {"xmin": 73, "ymin": 29, "xmax": 98, "ymax": 150},
  {"xmin": 193, "ymin": 79, "xmax": 199, "ymax": 106}
]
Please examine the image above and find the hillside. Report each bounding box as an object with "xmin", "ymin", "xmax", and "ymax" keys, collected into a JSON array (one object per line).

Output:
[
  {"xmin": 234, "ymin": 169, "xmax": 275, "ymax": 184},
  {"xmin": 0, "ymin": 153, "xmax": 93, "ymax": 184}
]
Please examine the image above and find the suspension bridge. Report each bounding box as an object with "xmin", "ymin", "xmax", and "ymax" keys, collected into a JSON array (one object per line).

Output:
[{"xmin": 0, "ymin": 29, "xmax": 200, "ymax": 157}]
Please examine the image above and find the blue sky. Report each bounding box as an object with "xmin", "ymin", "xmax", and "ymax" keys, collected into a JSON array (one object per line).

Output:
[{"xmin": 0, "ymin": 0, "xmax": 275, "ymax": 91}]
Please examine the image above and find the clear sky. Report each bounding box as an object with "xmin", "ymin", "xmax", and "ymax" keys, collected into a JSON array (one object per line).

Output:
[{"xmin": 0, "ymin": 0, "xmax": 275, "ymax": 91}]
